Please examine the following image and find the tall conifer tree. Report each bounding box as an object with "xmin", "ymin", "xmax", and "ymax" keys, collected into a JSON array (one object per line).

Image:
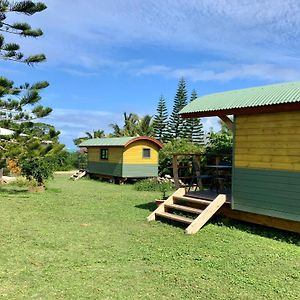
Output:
[
  {"xmin": 168, "ymin": 78, "xmax": 188, "ymax": 139},
  {"xmin": 187, "ymin": 90, "xmax": 204, "ymax": 144},
  {"xmin": 0, "ymin": 1, "xmax": 62, "ymax": 185},
  {"xmin": 153, "ymin": 95, "xmax": 168, "ymax": 142}
]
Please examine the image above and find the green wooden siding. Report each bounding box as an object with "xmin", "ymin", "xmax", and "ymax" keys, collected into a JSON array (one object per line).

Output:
[
  {"xmin": 88, "ymin": 162, "xmax": 158, "ymax": 178},
  {"xmin": 232, "ymin": 168, "xmax": 300, "ymax": 221},
  {"xmin": 87, "ymin": 162, "xmax": 122, "ymax": 177},
  {"xmin": 122, "ymin": 164, "xmax": 158, "ymax": 177}
]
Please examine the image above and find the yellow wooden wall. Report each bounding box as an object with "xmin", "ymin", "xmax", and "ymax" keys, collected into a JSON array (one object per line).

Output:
[
  {"xmin": 123, "ymin": 140, "xmax": 159, "ymax": 164},
  {"xmin": 87, "ymin": 146, "xmax": 123, "ymax": 163},
  {"xmin": 235, "ymin": 111, "xmax": 300, "ymax": 171}
]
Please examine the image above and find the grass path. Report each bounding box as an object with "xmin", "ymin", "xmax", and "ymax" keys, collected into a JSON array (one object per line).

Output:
[{"xmin": 0, "ymin": 175, "xmax": 299, "ymax": 299}]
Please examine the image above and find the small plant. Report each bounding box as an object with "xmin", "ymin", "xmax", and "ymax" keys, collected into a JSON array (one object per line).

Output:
[
  {"xmin": 159, "ymin": 182, "xmax": 171, "ymax": 200},
  {"xmin": 20, "ymin": 157, "xmax": 54, "ymax": 186}
]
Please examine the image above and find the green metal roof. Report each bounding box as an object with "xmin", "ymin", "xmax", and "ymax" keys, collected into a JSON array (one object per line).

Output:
[
  {"xmin": 79, "ymin": 137, "xmax": 134, "ymax": 147},
  {"xmin": 180, "ymin": 81, "xmax": 300, "ymax": 115}
]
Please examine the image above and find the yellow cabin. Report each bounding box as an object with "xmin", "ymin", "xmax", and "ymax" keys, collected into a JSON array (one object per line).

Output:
[
  {"xmin": 148, "ymin": 81, "xmax": 300, "ymax": 234},
  {"xmin": 79, "ymin": 136, "xmax": 163, "ymax": 180}
]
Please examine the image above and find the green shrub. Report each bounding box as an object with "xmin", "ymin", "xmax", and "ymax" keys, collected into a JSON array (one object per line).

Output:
[
  {"xmin": 159, "ymin": 139, "xmax": 204, "ymax": 176},
  {"xmin": 20, "ymin": 157, "xmax": 55, "ymax": 186},
  {"xmin": 204, "ymin": 131, "xmax": 233, "ymax": 164},
  {"xmin": 47, "ymin": 150, "xmax": 87, "ymax": 171},
  {"xmin": 8, "ymin": 177, "xmax": 30, "ymax": 187},
  {"xmin": 134, "ymin": 178, "xmax": 174, "ymax": 193}
]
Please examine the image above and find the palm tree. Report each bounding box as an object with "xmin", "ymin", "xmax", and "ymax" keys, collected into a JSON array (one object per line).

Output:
[
  {"xmin": 136, "ymin": 114, "xmax": 154, "ymax": 136},
  {"xmin": 123, "ymin": 113, "xmax": 139, "ymax": 136},
  {"xmin": 73, "ymin": 129, "xmax": 105, "ymax": 146},
  {"xmin": 110, "ymin": 112, "xmax": 139, "ymax": 137},
  {"xmin": 109, "ymin": 123, "xmax": 123, "ymax": 137},
  {"xmin": 110, "ymin": 112, "xmax": 154, "ymax": 137}
]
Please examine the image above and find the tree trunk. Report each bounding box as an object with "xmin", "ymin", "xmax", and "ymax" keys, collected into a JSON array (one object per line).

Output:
[{"xmin": 0, "ymin": 168, "xmax": 3, "ymax": 183}]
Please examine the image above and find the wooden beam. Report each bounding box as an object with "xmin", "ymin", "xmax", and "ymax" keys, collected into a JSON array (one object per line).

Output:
[
  {"xmin": 219, "ymin": 206, "xmax": 300, "ymax": 234},
  {"xmin": 172, "ymin": 155, "xmax": 181, "ymax": 189},
  {"xmin": 185, "ymin": 194, "xmax": 226, "ymax": 234},
  {"xmin": 218, "ymin": 115, "xmax": 234, "ymax": 130}
]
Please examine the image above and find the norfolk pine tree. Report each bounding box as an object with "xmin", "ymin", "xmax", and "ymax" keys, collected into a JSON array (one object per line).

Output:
[
  {"xmin": 187, "ymin": 90, "xmax": 204, "ymax": 144},
  {"xmin": 0, "ymin": 1, "xmax": 51, "ymax": 124},
  {"xmin": 0, "ymin": 1, "xmax": 62, "ymax": 185},
  {"xmin": 168, "ymin": 78, "xmax": 188, "ymax": 139},
  {"xmin": 153, "ymin": 95, "xmax": 168, "ymax": 142}
]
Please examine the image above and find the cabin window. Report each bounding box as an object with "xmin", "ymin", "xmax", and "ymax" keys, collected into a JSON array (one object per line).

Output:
[
  {"xmin": 142, "ymin": 148, "xmax": 151, "ymax": 159},
  {"xmin": 100, "ymin": 148, "xmax": 108, "ymax": 160}
]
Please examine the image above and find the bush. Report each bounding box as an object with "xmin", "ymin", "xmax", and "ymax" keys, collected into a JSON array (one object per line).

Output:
[
  {"xmin": 20, "ymin": 157, "xmax": 55, "ymax": 186},
  {"xmin": 47, "ymin": 150, "xmax": 87, "ymax": 171},
  {"xmin": 204, "ymin": 131, "xmax": 233, "ymax": 164},
  {"xmin": 159, "ymin": 139, "xmax": 204, "ymax": 176},
  {"xmin": 7, "ymin": 177, "xmax": 36, "ymax": 188},
  {"xmin": 134, "ymin": 178, "xmax": 174, "ymax": 193}
]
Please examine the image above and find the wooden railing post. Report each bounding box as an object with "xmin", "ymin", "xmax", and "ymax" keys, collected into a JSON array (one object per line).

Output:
[
  {"xmin": 172, "ymin": 155, "xmax": 180, "ymax": 189},
  {"xmin": 193, "ymin": 154, "xmax": 202, "ymax": 190}
]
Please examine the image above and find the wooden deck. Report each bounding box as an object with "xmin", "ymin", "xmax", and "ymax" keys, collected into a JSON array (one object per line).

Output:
[
  {"xmin": 185, "ymin": 190, "xmax": 232, "ymax": 203},
  {"xmin": 185, "ymin": 190, "xmax": 300, "ymax": 233}
]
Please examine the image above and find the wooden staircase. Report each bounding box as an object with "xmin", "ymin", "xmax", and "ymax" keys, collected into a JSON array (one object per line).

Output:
[
  {"xmin": 147, "ymin": 188, "xmax": 226, "ymax": 234},
  {"xmin": 70, "ymin": 170, "xmax": 86, "ymax": 181}
]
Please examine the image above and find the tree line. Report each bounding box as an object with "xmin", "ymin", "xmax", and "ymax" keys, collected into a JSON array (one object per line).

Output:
[{"xmin": 74, "ymin": 78, "xmax": 204, "ymax": 146}]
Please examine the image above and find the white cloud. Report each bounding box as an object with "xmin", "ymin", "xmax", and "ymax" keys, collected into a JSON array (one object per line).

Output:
[
  {"xmin": 10, "ymin": 0, "xmax": 300, "ymax": 73},
  {"xmin": 4, "ymin": 0, "xmax": 300, "ymax": 89},
  {"xmin": 43, "ymin": 108, "xmax": 123, "ymax": 149},
  {"xmin": 135, "ymin": 63, "xmax": 300, "ymax": 82}
]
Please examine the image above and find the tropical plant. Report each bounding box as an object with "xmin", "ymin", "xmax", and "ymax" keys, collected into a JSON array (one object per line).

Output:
[
  {"xmin": 74, "ymin": 129, "xmax": 105, "ymax": 146},
  {"xmin": 136, "ymin": 114, "xmax": 154, "ymax": 136},
  {"xmin": 110, "ymin": 112, "xmax": 154, "ymax": 137}
]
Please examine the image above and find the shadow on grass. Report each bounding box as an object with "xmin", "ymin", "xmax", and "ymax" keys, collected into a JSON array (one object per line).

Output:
[
  {"xmin": 135, "ymin": 201, "xmax": 157, "ymax": 212},
  {"xmin": 0, "ymin": 186, "xmax": 29, "ymax": 194},
  {"xmin": 137, "ymin": 201, "xmax": 300, "ymax": 244},
  {"xmin": 211, "ymin": 216, "xmax": 300, "ymax": 245}
]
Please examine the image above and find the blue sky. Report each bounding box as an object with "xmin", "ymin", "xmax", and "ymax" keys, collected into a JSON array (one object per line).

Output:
[{"xmin": 2, "ymin": 0, "xmax": 300, "ymax": 149}]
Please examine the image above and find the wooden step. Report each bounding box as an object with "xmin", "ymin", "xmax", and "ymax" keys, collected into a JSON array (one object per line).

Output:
[
  {"xmin": 156, "ymin": 212, "xmax": 194, "ymax": 224},
  {"xmin": 173, "ymin": 195, "xmax": 211, "ymax": 206},
  {"xmin": 165, "ymin": 204, "xmax": 203, "ymax": 215}
]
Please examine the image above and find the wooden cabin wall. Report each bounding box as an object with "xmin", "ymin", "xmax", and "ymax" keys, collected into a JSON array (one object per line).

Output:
[
  {"xmin": 232, "ymin": 111, "xmax": 300, "ymax": 222},
  {"xmin": 87, "ymin": 146, "xmax": 123, "ymax": 177},
  {"xmin": 122, "ymin": 140, "xmax": 159, "ymax": 177}
]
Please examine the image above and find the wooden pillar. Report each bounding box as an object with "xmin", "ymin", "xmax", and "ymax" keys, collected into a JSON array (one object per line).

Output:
[
  {"xmin": 193, "ymin": 154, "xmax": 202, "ymax": 190},
  {"xmin": 172, "ymin": 155, "xmax": 180, "ymax": 189}
]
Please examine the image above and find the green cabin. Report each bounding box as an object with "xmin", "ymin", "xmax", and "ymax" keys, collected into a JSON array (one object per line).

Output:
[
  {"xmin": 148, "ymin": 81, "xmax": 300, "ymax": 234},
  {"xmin": 80, "ymin": 136, "xmax": 163, "ymax": 180}
]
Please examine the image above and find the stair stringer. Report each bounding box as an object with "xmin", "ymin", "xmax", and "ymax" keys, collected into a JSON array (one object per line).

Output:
[
  {"xmin": 147, "ymin": 188, "xmax": 185, "ymax": 221},
  {"xmin": 70, "ymin": 170, "xmax": 86, "ymax": 181},
  {"xmin": 185, "ymin": 194, "xmax": 226, "ymax": 234}
]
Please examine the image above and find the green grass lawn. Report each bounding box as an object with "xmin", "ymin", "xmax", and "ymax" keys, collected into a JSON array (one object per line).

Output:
[{"xmin": 0, "ymin": 175, "xmax": 299, "ymax": 299}]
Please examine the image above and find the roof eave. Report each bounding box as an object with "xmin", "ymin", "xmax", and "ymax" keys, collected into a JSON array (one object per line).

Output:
[
  {"xmin": 124, "ymin": 136, "xmax": 164, "ymax": 148},
  {"xmin": 180, "ymin": 102, "xmax": 300, "ymax": 118}
]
